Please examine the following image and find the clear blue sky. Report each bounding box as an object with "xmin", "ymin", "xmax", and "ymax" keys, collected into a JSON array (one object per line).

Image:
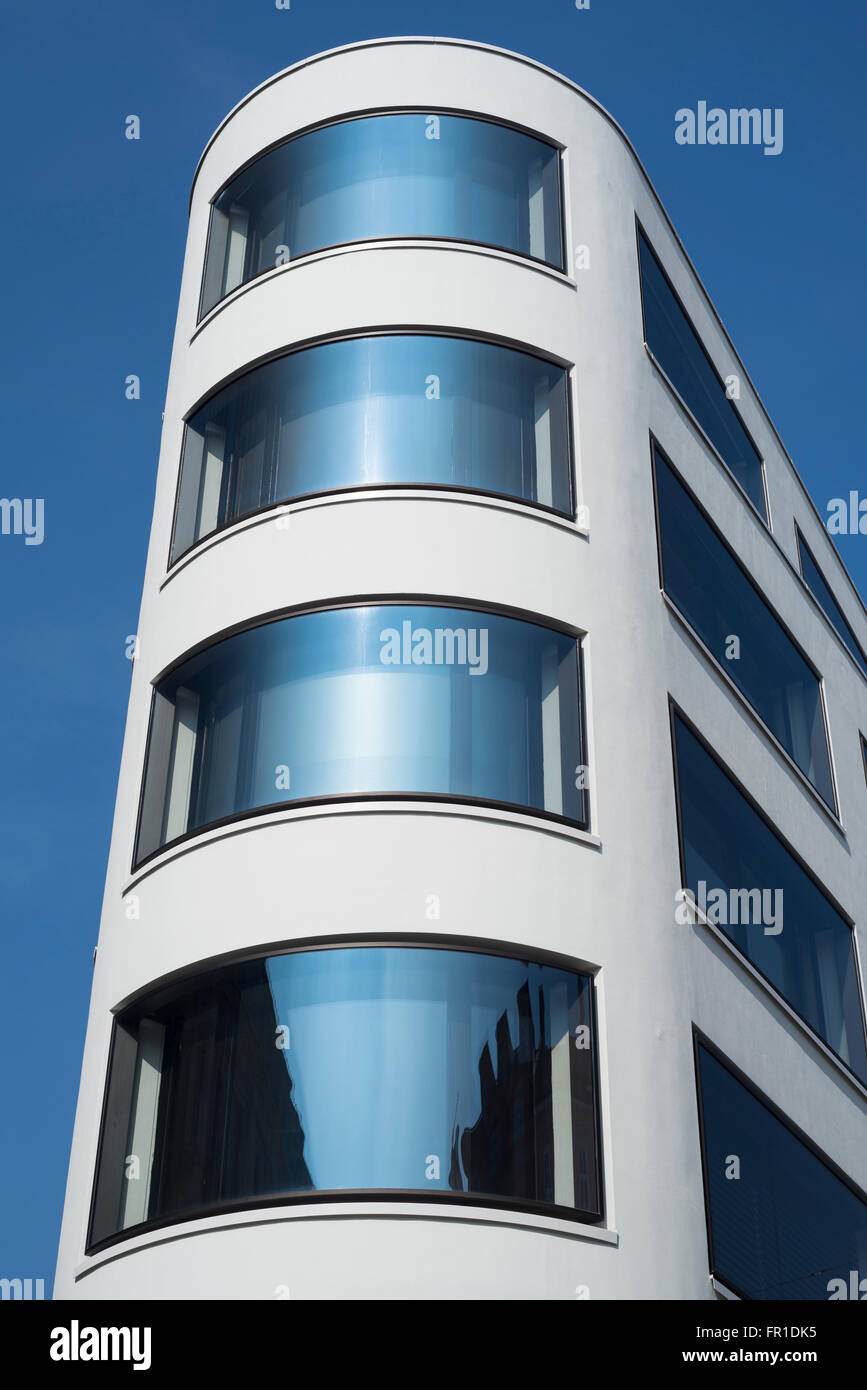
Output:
[{"xmin": 2, "ymin": 0, "xmax": 865, "ymax": 1293}]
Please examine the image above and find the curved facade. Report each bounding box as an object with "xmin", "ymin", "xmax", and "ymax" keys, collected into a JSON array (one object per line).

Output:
[{"xmin": 56, "ymin": 38, "xmax": 867, "ymax": 1300}]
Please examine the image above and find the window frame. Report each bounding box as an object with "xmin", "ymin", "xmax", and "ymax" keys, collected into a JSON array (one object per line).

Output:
[
  {"xmin": 794, "ymin": 522, "xmax": 867, "ymax": 682},
  {"xmin": 166, "ymin": 328, "xmax": 577, "ymax": 572},
  {"xmin": 670, "ymin": 701, "xmax": 867, "ymax": 1089},
  {"xmin": 650, "ymin": 437, "xmax": 839, "ymax": 821},
  {"xmin": 197, "ymin": 107, "xmax": 569, "ymax": 323},
  {"xmin": 86, "ymin": 934, "xmax": 605, "ymax": 1255},
  {"xmin": 131, "ymin": 595, "xmax": 590, "ymax": 871},
  {"xmin": 693, "ymin": 1029, "xmax": 867, "ymax": 1302},
  {"xmin": 635, "ymin": 218, "xmax": 769, "ymax": 527}
]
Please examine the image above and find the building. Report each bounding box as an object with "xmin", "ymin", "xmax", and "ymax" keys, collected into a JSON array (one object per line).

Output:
[{"xmin": 55, "ymin": 37, "xmax": 867, "ymax": 1301}]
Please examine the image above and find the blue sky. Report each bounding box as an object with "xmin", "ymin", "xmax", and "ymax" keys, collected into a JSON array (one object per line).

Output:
[{"xmin": 1, "ymin": 0, "xmax": 865, "ymax": 1292}]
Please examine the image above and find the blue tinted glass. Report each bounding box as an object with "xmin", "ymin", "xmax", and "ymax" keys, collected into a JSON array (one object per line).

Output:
[
  {"xmin": 200, "ymin": 113, "xmax": 563, "ymax": 315},
  {"xmin": 638, "ymin": 231, "xmax": 765, "ymax": 516},
  {"xmin": 654, "ymin": 448, "xmax": 834, "ymax": 808},
  {"xmin": 136, "ymin": 605, "xmax": 585, "ymax": 862},
  {"xmin": 172, "ymin": 336, "xmax": 572, "ymax": 560},
  {"xmin": 89, "ymin": 945, "xmax": 600, "ymax": 1245},
  {"xmin": 697, "ymin": 1044, "xmax": 867, "ymax": 1300},
  {"xmin": 797, "ymin": 531, "xmax": 867, "ymax": 678},
  {"xmin": 675, "ymin": 716, "xmax": 867, "ymax": 1081}
]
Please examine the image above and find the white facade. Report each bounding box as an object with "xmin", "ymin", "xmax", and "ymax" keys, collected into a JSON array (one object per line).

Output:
[{"xmin": 55, "ymin": 37, "xmax": 867, "ymax": 1300}]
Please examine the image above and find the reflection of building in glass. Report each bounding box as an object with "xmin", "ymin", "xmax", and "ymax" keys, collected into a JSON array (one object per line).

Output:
[
  {"xmin": 450, "ymin": 982, "xmax": 556, "ymax": 1204},
  {"xmin": 91, "ymin": 946, "xmax": 597, "ymax": 1245},
  {"xmin": 145, "ymin": 969, "xmax": 312, "ymax": 1221}
]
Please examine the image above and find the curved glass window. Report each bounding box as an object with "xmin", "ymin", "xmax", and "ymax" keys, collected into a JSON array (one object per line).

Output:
[
  {"xmin": 171, "ymin": 336, "xmax": 572, "ymax": 562},
  {"xmin": 135, "ymin": 604, "xmax": 586, "ymax": 864},
  {"xmin": 88, "ymin": 943, "xmax": 601, "ymax": 1248},
  {"xmin": 199, "ymin": 112, "xmax": 564, "ymax": 317}
]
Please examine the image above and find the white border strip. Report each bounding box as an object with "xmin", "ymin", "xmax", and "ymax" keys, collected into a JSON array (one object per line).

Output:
[
  {"xmin": 124, "ymin": 799, "xmax": 602, "ymax": 893},
  {"xmin": 161, "ymin": 487, "xmax": 588, "ymax": 589},
  {"xmin": 75, "ymin": 1202, "xmax": 619, "ymax": 1281}
]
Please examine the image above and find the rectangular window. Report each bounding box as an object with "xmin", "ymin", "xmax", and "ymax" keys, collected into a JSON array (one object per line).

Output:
[
  {"xmin": 695, "ymin": 1038, "xmax": 867, "ymax": 1300},
  {"xmin": 673, "ymin": 710, "xmax": 867, "ymax": 1082},
  {"xmin": 653, "ymin": 443, "xmax": 835, "ymax": 810},
  {"xmin": 638, "ymin": 227, "xmax": 765, "ymax": 518},
  {"xmin": 796, "ymin": 527, "xmax": 867, "ymax": 678}
]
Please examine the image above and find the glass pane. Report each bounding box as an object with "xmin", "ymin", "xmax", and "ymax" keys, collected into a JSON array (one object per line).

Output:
[
  {"xmin": 797, "ymin": 531, "xmax": 867, "ymax": 678},
  {"xmin": 697, "ymin": 1043, "xmax": 867, "ymax": 1300},
  {"xmin": 88, "ymin": 945, "xmax": 600, "ymax": 1246},
  {"xmin": 200, "ymin": 113, "xmax": 563, "ymax": 317},
  {"xmin": 654, "ymin": 446, "xmax": 834, "ymax": 807},
  {"xmin": 639, "ymin": 231, "xmax": 765, "ymax": 516},
  {"xmin": 135, "ymin": 605, "xmax": 586, "ymax": 863},
  {"xmin": 675, "ymin": 715, "xmax": 867, "ymax": 1081},
  {"xmin": 171, "ymin": 336, "xmax": 572, "ymax": 561}
]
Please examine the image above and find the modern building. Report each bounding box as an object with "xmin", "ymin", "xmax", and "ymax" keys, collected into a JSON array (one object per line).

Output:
[{"xmin": 55, "ymin": 37, "xmax": 867, "ymax": 1301}]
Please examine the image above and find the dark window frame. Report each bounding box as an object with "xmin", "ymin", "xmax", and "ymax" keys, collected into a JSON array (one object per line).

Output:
[
  {"xmin": 86, "ymin": 934, "xmax": 605, "ymax": 1255},
  {"xmin": 669, "ymin": 700, "xmax": 867, "ymax": 1087},
  {"xmin": 693, "ymin": 1029, "xmax": 867, "ymax": 1301},
  {"xmin": 131, "ymin": 595, "xmax": 591, "ymax": 872},
  {"xmin": 650, "ymin": 437, "xmax": 839, "ymax": 821},
  {"xmin": 635, "ymin": 218, "xmax": 769, "ymax": 526},
  {"xmin": 197, "ymin": 107, "xmax": 569, "ymax": 323},
  {"xmin": 166, "ymin": 328, "xmax": 578, "ymax": 572},
  {"xmin": 794, "ymin": 522, "xmax": 867, "ymax": 682}
]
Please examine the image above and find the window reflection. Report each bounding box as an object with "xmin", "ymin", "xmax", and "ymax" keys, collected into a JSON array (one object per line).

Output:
[
  {"xmin": 89, "ymin": 945, "xmax": 601, "ymax": 1248},
  {"xmin": 697, "ymin": 1041, "xmax": 867, "ymax": 1300},
  {"xmin": 638, "ymin": 229, "xmax": 765, "ymax": 517},
  {"xmin": 654, "ymin": 444, "xmax": 835, "ymax": 808},
  {"xmin": 171, "ymin": 335, "xmax": 572, "ymax": 562},
  {"xmin": 674, "ymin": 714, "xmax": 867, "ymax": 1081},
  {"xmin": 796, "ymin": 529, "xmax": 867, "ymax": 678}
]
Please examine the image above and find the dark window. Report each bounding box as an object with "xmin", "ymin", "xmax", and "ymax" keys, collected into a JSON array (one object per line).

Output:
[
  {"xmin": 653, "ymin": 443, "xmax": 835, "ymax": 809},
  {"xmin": 638, "ymin": 228, "xmax": 765, "ymax": 517},
  {"xmin": 200, "ymin": 113, "xmax": 564, "ymax": 317},
  {"xmin": 695, "ymin": 1039, "xmax": 867, "ymax": 1300},
  {"xmin": 88, "ymin": 943, "xmax": 602, "ymax": 1248},
  {"xmin": 796, "ymin": 528, "xmax": 867, "ymax": 678},
  {"xmin": 673, "ymin": 712, "xmax": 867, "ymax": 1082},
  {"xmin": 171, "ymin": 335, "xmax": 572, "ymax": 562},
  {"xmin": 135, "ymin": 603, "xmax": 587, "ymax": 865}
]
